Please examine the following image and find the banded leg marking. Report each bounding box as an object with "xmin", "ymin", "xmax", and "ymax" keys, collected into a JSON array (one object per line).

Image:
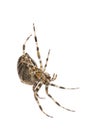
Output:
[
  {"xmin": 23, "ymin": 34, "xmax": 32, "ymax": 54},
  {"xmin": 33, "ymin": 82, "xmax": 53, "ymax": 118},
  {"xmin": 43, "ymin": 49, "xmax": 50, "ymax": 71},
  {"xmin": 33, "ymin": 23, "xmax": 43, "ymax": 69},
  {"xmin": 50, "ymin": 83, "xmax": 79, "ymax": 90},
  {"xmin": 45, "ymin": 86, "xmax": 75, "ymax": 112},
  {"xmin": 34, "ymin": 93, "xmax": 53, "ymax": 118}
]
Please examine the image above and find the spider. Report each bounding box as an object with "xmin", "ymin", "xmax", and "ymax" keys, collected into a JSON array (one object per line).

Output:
[{"xmin": 17, "ymin": 23, "xmax": 79, "ymax": 118}]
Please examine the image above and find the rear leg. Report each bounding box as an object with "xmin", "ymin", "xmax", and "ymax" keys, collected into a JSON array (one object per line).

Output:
[
  {"xmin": 33, "ymin": 23, "xmax": 43, "ymax": 69},
  {"xmin": 50, "ymin": 83, "xmax": 79, "ymax": 90},
  {"xmin": 45, "ymin": 86, "xmax": 75, "ymax": 112}
]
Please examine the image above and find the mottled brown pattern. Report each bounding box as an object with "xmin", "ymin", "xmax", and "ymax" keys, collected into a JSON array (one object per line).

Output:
[{"xmin": 17, "ymin": 23, "xmax": 79, "ymax": 118}]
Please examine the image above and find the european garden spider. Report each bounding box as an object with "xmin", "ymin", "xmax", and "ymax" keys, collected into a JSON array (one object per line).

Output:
[{"xmin": 17, "ymin": 23, "xmax": 79, "ymax": 118}]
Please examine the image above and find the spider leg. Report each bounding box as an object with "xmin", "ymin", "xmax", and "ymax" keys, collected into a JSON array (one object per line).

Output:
[
  {"xmin": 50, "ymin": 83, "xmax": 79, "ymax": 90},
  {"xmin": 23, "ymin": 34, "xmax": 32, "ymax": 55},
  {"xmin": 43, "ymin": 49, "xmax": 50, "ymax": 71},
  {"xmin": 36, "ymin": 93, "xmax": 45, "ymax": 99},
  {"xmin": 33, "ymin": 82, "xmax": 45, "ymax": 99},
  {"xmin": 33, "ymin": 82, "xmax": 53, "ymax": 118},
  {"xmin": 45, "ymin": 85, "xmax": 75, "ymax": 112},
  {"xmin": 33, "ymin": 23, "xmax": 43, "ymax": 69}
]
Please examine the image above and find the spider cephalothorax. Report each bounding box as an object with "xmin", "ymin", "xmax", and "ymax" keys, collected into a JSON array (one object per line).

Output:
[{"xmin": 17, "ymin": 23, "xmax": 79, "ymax": 118}]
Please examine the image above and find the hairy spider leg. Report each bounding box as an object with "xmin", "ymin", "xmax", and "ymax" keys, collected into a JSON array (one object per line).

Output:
[
  {"xmin": 33, "ymin": 82, "xmax": 53, "ymax": 118},
  {"xmin": 33, "ymin": 23, "xmax": 43, "ymax": 69},
  {"xmin": 45, "ymin": 85, "xmax": 75, "ymax": 112},
  {"xmin": 23, "ymin": 34, "xmax": 32, "ymax": 55}
]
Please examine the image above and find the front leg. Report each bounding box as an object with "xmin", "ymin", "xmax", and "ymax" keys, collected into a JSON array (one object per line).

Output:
[
  {"xmin": 33, "ymin": 23, "xmax": 43, "ymax": 69},
  {"xmin": 32, "ymin": 81, "xmax": 45, "ymax": 99},
  {"xmin": 33, "ymin": 82, "xmax": 53, "ymax": 118}
]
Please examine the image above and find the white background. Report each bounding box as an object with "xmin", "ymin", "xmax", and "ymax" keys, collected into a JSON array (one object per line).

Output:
[{"xmin": 0, "ymin": 0, "xmax": 101, "ymax": 129}]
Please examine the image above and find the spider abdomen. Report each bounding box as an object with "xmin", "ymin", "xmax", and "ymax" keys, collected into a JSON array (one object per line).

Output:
[{"xmin": 17, "ymin": 53, "xmax": 38, "ymax": 85}]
